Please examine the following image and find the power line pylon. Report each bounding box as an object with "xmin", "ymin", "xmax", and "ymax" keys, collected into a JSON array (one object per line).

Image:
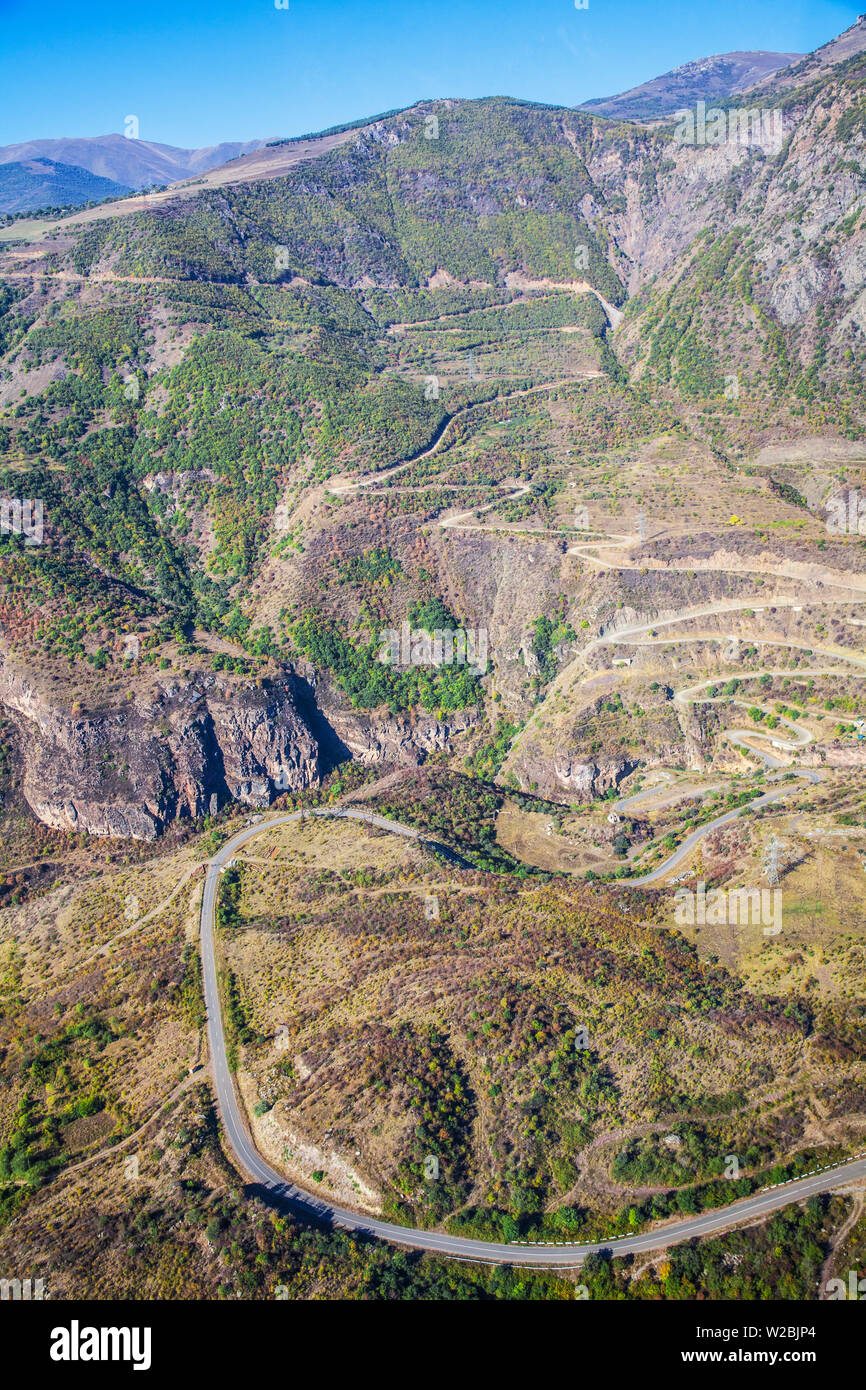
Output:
[{"xmin": 764, "ymin": 836, "xmax": 782, "ymax": 887}]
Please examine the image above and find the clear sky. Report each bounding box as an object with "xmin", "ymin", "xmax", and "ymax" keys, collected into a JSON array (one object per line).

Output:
[{"xmin": 0, "ymin": 0, "xmax": 859, "ymax": 150}]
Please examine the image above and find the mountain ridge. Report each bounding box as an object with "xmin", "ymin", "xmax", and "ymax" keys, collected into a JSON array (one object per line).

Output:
[
  {"xmin": 3, "ymin": 17, "xmax": 863, "ymax": 214},
  {"xmin": 0, "ymin": 133, "xmax": 272, "ymax": 194},
  {"xmin": 579, "ymin": 50, "xmax": 803, "ymax": 120},
  {"xmin": 743, "ymin": 15, "xmax": 866, "ymax": 96},
  {"xmin": 0, "ymin": 21, "xmax": 863, "ymax": 838}
]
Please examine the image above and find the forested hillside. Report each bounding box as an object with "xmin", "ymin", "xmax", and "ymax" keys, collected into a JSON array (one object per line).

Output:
[{"xmin": 0, "ymin": 57, "xmax": 862, "ymax": 832}]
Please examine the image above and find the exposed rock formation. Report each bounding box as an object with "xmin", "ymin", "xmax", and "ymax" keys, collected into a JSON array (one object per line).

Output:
[
  {"xmin": 512, "ymin": 749, "xmax": 638, "ymax": 802},
  {"xmin": 0, "ymin": 660, "xmax": 322, "ymax": 839},
  {"xmin": 320, "ymin": 700, "xmax": 477, "ymax": 766}
]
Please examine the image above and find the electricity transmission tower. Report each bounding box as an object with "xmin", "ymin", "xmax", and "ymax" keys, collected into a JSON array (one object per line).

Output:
[{"xmin": 763, "ymin": 836, "xmax": 783, "ymax": 886}]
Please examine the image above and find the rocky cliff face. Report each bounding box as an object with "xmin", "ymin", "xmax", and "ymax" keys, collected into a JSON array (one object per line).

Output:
[
  {"xmin": 323, "ymin": 701, "xmax": 477, "ymax": 765},
  {"xmin": 511, "ymin": 748, "xmax": 638, "ymax": 803},
  {"xmin": 0, "ymin": 660, "xmax": 322, "ymax": 839}
]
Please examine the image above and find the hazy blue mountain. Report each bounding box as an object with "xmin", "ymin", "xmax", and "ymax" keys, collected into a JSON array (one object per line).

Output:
[{"xmin": 0, "ymin": 157, "xmax": 131, "ymax": 214}]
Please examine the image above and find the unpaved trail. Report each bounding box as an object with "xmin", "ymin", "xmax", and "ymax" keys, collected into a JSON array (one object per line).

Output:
[
  {"xmin": 471, "ymin": 511, "xmax": 866, "ymax": 882},
  {"xmin": 818, "ymin": 1189, "xmax": 866, "ymax": 1295},
  {"xmin": 327, "ymin": 376, "xmax": 585, "ymax": 497},
  {"xmin": 503, "ymin": 271, "xmax": 624, "ymax": 328}
]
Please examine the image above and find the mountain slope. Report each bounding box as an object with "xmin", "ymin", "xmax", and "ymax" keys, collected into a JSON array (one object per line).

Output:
[
  {"xmin": 744, "ymin": 15, "xmax": 866, "ymax": 96},
  {"xmin": 0, "ymin": 158, "xmax": 131, "ymax": 215},
  {"xmin": 0, "ymin": 32, "xmax": 863, "ymax": 838},
  {"xmin": 579, "ymin": 51, "xmax": 803, "ymax": 120},
  {"xmin": 1, "ymin": 20, "xmax": 866, "ymax": 1310}
]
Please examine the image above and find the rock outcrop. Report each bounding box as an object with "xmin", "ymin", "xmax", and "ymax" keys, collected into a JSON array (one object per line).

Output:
[
  {"xmin": 511, "ymin": 748, "xmax": 638, "ymax": 802},
  {"xmin": 0, "ymin": 660, "xmax": 322, "ymax": 839},
  {"xmin": 321, "ymin": 701, "xmax": 477, "ymax": 766}
]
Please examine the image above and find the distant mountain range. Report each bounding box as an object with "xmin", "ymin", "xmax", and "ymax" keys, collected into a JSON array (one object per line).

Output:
[
  {"xmin": 579, "ymin": 50, "xmax": 804, "ymax": 120},
  {"xmin": 0, "ymin": 134, "xmax": 271, "ymax": 213},
  {"xmin": 2, "ymin": 17, "xmax": 864, "ymax": 216}
]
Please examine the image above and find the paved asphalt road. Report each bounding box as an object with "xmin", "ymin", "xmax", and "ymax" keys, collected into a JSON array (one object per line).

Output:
[
  {"xmin": 200, "ymin": 807, "xmax": 866, "ymax": 1266},
  {"xmin": 625, "ymin": 771, "xmax": 818, "ymax": 886}
]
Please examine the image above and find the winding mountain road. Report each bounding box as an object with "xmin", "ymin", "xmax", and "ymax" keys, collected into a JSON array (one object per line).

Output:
[
  {"xmin": 327, "ymin": 377, "xmax": 580, "ymax": 498},
  {"xmin": 199, "ymin": 806, "xmax": 866, "ymax": 1265}
]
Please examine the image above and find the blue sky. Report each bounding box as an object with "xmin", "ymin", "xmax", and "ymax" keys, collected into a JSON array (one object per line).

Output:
[{"xmin": 0, "ymin": 0, "xmax": 858, "ymax": 149}]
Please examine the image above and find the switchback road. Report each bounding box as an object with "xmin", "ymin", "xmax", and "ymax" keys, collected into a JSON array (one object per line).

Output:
[{"xmin": 199, "ymin": 807, "xmax": 866, "ymax": 1265}]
